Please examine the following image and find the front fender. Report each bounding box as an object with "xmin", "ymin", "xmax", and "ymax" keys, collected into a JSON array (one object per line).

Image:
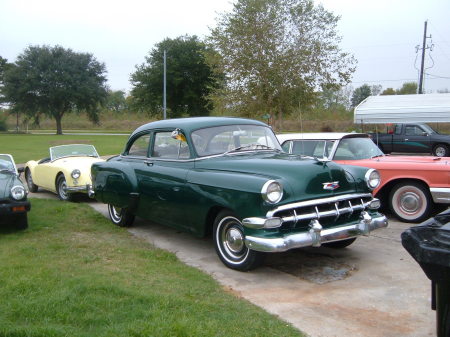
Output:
[{"xmin": 186, "ymin": 170, "xmax": 280, "ymax": 220}]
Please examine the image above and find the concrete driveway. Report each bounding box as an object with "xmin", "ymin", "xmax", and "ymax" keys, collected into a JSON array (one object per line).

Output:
[{"xmin": 28, "ymin": 189, "xmax": 435, "ymax": 337}]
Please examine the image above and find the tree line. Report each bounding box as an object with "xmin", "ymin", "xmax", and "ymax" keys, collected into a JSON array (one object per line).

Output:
[{"xmin": 0, "ymin": 0, "xmax": 437, "ymax": 134}]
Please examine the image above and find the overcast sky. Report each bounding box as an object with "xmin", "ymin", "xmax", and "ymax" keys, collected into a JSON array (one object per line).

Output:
[{"xmin": 1, "ymin": 0, "xmax": 449, "ymax": 95}]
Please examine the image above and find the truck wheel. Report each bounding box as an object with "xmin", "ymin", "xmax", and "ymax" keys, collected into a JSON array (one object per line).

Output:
[
  {"xmin": 389, "ymin": 181, "xmax": 433, "ymax": 223},
  {"xmin": 213, "ymin": 210, "xmax": 265, "ymax": 271},
  {"xmin": 433, "ymin": 144, "xmax": 449, "ymax": 157},
  {"xmin": 108, "ymin": 204, "xmax": 135, "ymax": 227},
  {"xmin": 25, "ymin": 169, "xmax": 38, "ymax": 193},
  {"xmin": 56, "ymin": 175, "xmax": 73, "ymax": 201},
  {"xmin": 323, "ymin": 238, "xmax": 356, "ymax": 249}
]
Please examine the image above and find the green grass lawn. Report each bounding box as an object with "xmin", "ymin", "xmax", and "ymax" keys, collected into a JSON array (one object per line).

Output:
[
  {"xmin": 0, "ymin": 199, "xmax": 303, "ymax": 337},
  {"xmin": 0, "ymin": 134, "xmax": 129, "ymax": 163}
]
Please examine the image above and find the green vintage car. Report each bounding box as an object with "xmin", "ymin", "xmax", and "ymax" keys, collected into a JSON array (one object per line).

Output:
[
  {"xmin": 91, "ymin": 117, "xmax": 388, "ymax": 270},
  {"xmin": 0, "ymin": 154, "xmax": 30, "ymax": 230}
]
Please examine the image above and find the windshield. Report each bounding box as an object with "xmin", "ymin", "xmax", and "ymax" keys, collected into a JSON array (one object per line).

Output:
[
  {"xmin": 191, "ymin": 124, "xmax": 282, "ymax": 157},
  {"xmin": 50, "ymin": 144, "xmax": 99, "ymax": 161},
  {"xmin": 420, "ymin": 124, "xmax": 438, "ymax": 134},
  {"xmin": 0, "ymin": 154, "xmax": 15, "ymax": 172},
  {"xmin": 334, "ymin": 137, "xmax": 384, "ymax": 160}
]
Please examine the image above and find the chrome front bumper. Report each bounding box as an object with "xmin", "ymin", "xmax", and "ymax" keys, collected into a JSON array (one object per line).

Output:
[
  {"xmin": 430, "ymin": 188, "xmax": 450, "ymax": 204},
  {"xmin": 244, "ymin": 213, "xmax": 388, "ymax": 253},
  {"xmin": 67, "ymin": 184, "xmax": 92, "ymax": 195}
]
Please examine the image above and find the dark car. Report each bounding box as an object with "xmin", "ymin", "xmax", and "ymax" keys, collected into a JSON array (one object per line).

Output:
[
  {"xmin": 91, "ymin": 117, "xmax": 387, "ymax": 271},
  {"xmin": 0, "ymin": 154, "xmax": 30, "ymax": 229}
]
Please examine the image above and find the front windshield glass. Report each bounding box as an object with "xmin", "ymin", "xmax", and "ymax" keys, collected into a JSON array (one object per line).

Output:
[
  {"xmin": 50, "ymin": 144, "xmax": 99, "ymax": 161},
  {"xmin": 334, "ymin": 137, "xmax": 384, "ymax": 160},
  {"xmin": 421, "ymin": 124, "xmax": 438, "ymax": 134},
  {"xmin": 0, "ymin": 155, "xmax": 15, "ymax": 172},
  {"xmin": 191, "ymin": 124, "xmax": 282, "ymax": 157}
]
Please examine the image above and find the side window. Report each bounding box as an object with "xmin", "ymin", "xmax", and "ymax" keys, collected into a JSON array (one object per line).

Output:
[
  {"xmin": 152, "ymin": 131, "xmax": 190, "ymax": 159},
  {"xmin": 394, "ymin": 125, "xmax": 402, "ymax": 135},
  {"xmin": 281, "ymin": 141, "xmax": 292, "ymax": 153},
  {"xmin": 128, "ymin": 133, "xmax": 150, "ymax": 157},
  {"xmin": 405, "ymin": 125, "xmax": 422, "ymax": 136}
]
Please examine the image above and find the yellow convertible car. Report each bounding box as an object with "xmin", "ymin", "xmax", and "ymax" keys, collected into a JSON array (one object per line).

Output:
[{"xmin": 25, "ymin": 144, "xmax": 104, "ymax": 201}]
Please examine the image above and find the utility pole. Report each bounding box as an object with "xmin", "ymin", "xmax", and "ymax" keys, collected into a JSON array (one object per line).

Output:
[
  {"xmin": 163, "ymin": 50, "xmax": 167, "ymax": 119},
  {"xmin": 417, "ymin": 21, "xmax": 433, "ymax": 94}
]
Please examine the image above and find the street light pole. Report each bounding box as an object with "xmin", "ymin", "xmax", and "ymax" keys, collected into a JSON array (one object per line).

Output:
[{"xmin": 163, "ymin": 50, "xmax": 167, "ymax": 119}]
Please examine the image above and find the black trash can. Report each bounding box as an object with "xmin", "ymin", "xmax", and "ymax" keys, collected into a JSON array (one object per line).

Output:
[{"xmin": 401, "ymin": 209, "xmax": 450, "ymax": 337}]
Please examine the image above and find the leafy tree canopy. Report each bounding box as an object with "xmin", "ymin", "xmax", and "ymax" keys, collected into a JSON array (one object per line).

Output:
[
  {"xmin": 130, "ymin": 35, "xmax": 221, "ymax": 118},
  {"xmin": 208, "ymin": 0, "xmax": 356, "ymax": 129},
  {"xmin": 2, "ymin": 45, "xmax": 108, "ymax": 134},
  {"xmin": 351, "ymin": 84, "xmax": 372, "ymax": 107},
  {"xmin": 380, "ymin": 82, "xmax": 418, "ymax": 96},
  {"xmin": 106, "ymin": 90, "xmax": 128, "ymax": 112}
]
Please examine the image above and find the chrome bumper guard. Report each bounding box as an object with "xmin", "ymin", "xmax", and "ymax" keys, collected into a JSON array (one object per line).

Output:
[
  {"xmin": 245, "ymin": 213, "xmax": 388, "ymax": 253},
  {"xmin": 87, "ymin": 184, "xmax": 95, "ymax": 198}
]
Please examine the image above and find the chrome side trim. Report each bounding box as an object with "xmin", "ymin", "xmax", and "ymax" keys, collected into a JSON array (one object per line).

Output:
[
  {"xmin": 266, "ymin": 193, "xmax": 372, "ymax": 218},
  {"xmin": 430, "ymin": 187, "xmax": 450, "ymax": 204},
  {"xmin": 245, "ymin": 214, "xmax": 388, "ymax": 253}
]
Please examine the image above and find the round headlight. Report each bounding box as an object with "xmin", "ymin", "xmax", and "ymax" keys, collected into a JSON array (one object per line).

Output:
[
  {"xmin": 365, "ymin": 169, "xmax": 381, "ymax": 190},
  {"xmin": 261, "ymin": 180, "xmax": 283, "ymax": 204},
  {"xmin": 71, "ymin": 169, "xmax": 81, "ymax": 179},
  {"xmin": 11, "ymin": 185, "xmax": 26, "ymax": 200}
]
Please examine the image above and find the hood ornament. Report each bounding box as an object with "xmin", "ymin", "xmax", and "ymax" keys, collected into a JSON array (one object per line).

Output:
[{"xmin": 323, "ymin": 181, "xmax": 339, "ymax": 190}]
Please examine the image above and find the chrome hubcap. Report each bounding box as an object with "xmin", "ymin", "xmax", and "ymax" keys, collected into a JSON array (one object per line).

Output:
[
  {"xmin": 225, "ymin": 227, "xmax": 244, "ymax": 254},
  {"xmin": 400, "ymin": 192, "xmax": 420, "ymax": 213},
  {"xmin": 436, "ymin": 147, "xmax": 445, "ymax": 157}
]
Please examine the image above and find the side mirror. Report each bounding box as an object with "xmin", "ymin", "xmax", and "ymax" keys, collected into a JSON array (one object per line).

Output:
[
  {"xmin": 422, "ymin": 132, "xmax": 428, "ymax": 137},
  {"xmin": 171, "ymin": 129, "xmax": 186, "ymax": 142},
  {"xmin": 17, "ymin": 167, "xmax": 24, "ymax": 176}
]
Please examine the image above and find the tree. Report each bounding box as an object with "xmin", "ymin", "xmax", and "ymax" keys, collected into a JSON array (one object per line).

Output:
[
  {"xmin": 381, "ymin": 88, "xmax": 396, "ymax": 95},
  {"xmin": 208, "ymin": 0, "xmax": 355, "ymax": 130},
  {"xmin": 130, "ymin": 35, "xmax": 221, "ymax": 118},
  {"xmin": 2, "ymin": 45, "xmax": 108, "ymax": 134},
  {"xmin": 397, "ymin": 82, "xmax": 417, "ymax": 95},
  {"xmin": 106, "ymin": 90, "xmax": 128, "ymax": 112},
  {"xmin": 351, "ymin": 84, "xmax": 372, "ymax": 107}
]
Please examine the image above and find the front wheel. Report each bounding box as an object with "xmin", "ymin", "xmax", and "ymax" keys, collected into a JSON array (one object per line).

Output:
[
  {"xmin": 213, "ymin": 210, "xmax": 265, "ymax": 271},
  {"xmin": 25, "ymin": 169, "xmax": 38, "ymax": 193},
  {"xmin": 14, "ymin": 213, "xmax": 28, "ymax": 230},
  {"xmin": 56, "ymin": 175, "xmax": 73, "ymax": 201},
  {"xmin": 433, "ymin": 144, "xmax": 449, "ymax": 157},
  {"xmin": 389, "ymin": 181, "xmax": 433, "ymax": 223},
  {"xmin": 108, "ymin": 204, "xmax": 135, "ymax": 227}
]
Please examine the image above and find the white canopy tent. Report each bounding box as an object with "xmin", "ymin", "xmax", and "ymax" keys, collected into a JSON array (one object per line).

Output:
[{"xmin": 354, "ymin": 93, "xmax": 450, "ymax": 124}]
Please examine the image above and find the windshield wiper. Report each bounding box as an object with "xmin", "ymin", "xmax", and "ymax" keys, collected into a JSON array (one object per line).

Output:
[{"xmin": 370, "ymin": 154, "xmax": 384, "ymax": 159}]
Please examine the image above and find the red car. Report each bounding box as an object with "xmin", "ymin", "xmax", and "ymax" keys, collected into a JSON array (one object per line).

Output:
[{"xmin": 277, "ymin": 133, "xmax": 450, "ymax": 223}]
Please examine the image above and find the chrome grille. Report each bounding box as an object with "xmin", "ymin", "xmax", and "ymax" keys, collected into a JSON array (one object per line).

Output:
[{"xmin": 267, "ymin": 193, "xmax": 373, "ymax": 228}]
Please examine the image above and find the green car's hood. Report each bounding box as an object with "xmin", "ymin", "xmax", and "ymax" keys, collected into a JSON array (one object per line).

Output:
[
  {"xmin": 0, "ymin": 171, "xmax": 18, "ymax": 199},
  {"xmin": 194, "ymin": 152, "xmax": 362, "ymax": 200}
]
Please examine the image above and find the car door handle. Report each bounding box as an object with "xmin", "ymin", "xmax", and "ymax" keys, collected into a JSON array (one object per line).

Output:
[
  {"xmin": 404, "ymin": 138, "xmax": 408, "ymax": 141},
  {"xmin": 144, "ymin": 160, "xmax": 153, "ymax": 166}
]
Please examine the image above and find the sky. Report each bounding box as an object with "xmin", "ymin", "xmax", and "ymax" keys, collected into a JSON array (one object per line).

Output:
[{"xmin": 1, "ymin": 0, "xmax": 449, "ymax": 95}]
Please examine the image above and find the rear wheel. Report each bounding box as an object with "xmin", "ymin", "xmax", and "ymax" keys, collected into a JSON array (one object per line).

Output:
[
  {"xmin": 389, "ymin": 181, "xmax": 433, "ymax": 223},
  {"xmin": 25, "ymin": 169, "xmax": 38, "ymax": 193},
  {"xmin": 213, "ymin": 210, "xmax": 265, "ymax": 271},
  {"xmin": 323, "ymin": 238, "xmax": 356, "ymax": 249},
  {"xmin": 433, "ymin": 144, "xmax": 449, "ymax": 157},
  {"xmin": 56, "ymin": 175, "xmax": 73, "ymax": 201},
  {"xmin": 108, "ymin": 204, "xmax": 135, "ymax": 227}
]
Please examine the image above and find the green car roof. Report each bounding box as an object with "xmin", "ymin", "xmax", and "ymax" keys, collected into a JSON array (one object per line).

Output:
[{"xmin": 130, "ymin": 117, "xmax": 269, "ymax": 137}]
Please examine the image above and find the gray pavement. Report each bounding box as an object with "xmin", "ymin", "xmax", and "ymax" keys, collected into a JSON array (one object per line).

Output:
[{"xmin": 28, "ymin": 188, "xmax": 435, "ymax": 337}]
